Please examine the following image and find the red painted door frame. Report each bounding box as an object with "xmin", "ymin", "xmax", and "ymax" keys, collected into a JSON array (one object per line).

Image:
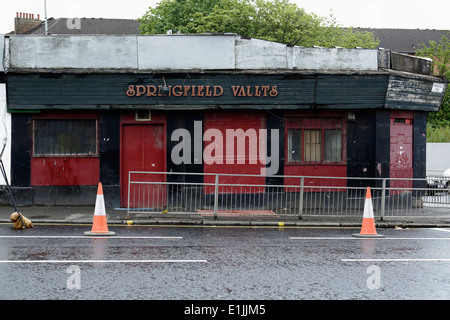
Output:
[
  {"xmin": 120, "ymin": 112, "xmax": 166, "ymax": 208},
  {"xmin": 390, "ymin": 110, "xmax": 413, "ymax": 194}
]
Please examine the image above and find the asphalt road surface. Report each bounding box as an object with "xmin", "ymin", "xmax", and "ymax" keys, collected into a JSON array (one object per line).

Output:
[{"xmin": 1, "ymin": 223, "xmax": 449, "ymax": 303}]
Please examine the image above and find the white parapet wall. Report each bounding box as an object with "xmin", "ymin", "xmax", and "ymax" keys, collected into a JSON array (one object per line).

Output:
[
  {"xmin": 293, "ymin": 46, "xmax": 379, "ymax": 71},
  {"xmin": 138, "ymin": 35, "xmax": 236, "ymax": 70},
  {"xmin": 8, "ymin": 35, "xmax": 139, "ymax": 70},
  {"xmin": 4, "ymin": 34, "xmax": 380, "ymax": 72}
]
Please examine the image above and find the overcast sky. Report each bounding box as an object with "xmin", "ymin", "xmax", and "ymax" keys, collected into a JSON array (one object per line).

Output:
[{"xmin": 0, "ymin": 0, "xmax": 449, "ymax": 34}]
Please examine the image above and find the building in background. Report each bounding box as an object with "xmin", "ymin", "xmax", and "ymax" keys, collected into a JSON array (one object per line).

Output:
[
  {"xmin": 11, "ymin": 12, "xmax": 140, "ymax": 35},
  {"xmin": 356, "ymin": 28, "xmax": 449, "ymax": 54}
]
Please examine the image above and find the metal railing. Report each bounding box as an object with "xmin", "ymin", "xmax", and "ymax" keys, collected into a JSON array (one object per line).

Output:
[{"xmin": 127, "ymin": 171, "xmax": 450, "ymax": 219}]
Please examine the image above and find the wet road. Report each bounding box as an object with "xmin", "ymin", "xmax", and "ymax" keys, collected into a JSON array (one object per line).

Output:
[{"xmin": 0, "ymin": 223, "xmax": 450, "ymax": 301}]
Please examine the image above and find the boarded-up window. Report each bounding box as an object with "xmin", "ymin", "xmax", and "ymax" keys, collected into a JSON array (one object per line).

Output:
[
  {"xmin": 33, "ymin": 119, "xmax": 98, "ymax": 157},
  {"xmin": 203, "ymin": 111, "xmax": 266, "ymax": 193}
]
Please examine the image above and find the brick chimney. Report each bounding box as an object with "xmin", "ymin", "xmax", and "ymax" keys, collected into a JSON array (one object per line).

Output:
[{"xmin": 14, "ymin": 12, "xmax": 42, "ymax": 34}]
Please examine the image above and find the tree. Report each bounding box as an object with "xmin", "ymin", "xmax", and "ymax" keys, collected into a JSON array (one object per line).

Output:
[
  {"xmin": 138, "ymin": 0, "xmax": 225, "ymax": 35},
  {"xmin": 416, "ymin": 33, "xmax": 450, "ymax": 129},
  {"xmin": 416, "ymin": 33, "xmax": 450, "ymax": 78},
  {"xmin": 192, "ymin": 0, "xmax": 256, "ymax": 37},
  {"xmin": 251, "ymin": 0, "xmax": 321, "ymax": 45},
  {"xmin": 138, "ymin": 0, "xmax": 379, "ymax": 49}
]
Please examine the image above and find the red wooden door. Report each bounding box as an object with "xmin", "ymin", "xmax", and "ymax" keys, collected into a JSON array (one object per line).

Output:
[
  {"xmin": 390, "ymin": 113, "xmax": 413, "ymax": 195},
  {"xmin": 121, "ymin": 124, "xmax": 165, "ymax": 208}
]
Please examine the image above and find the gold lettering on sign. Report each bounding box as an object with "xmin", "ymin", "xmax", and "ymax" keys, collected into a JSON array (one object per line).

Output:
[
  {"xmin": 197, "ymin": 85, "xmax": 204, "ymax": 97},
  {"xmin": 172, "ymin": 85, "xmax": 183, "ymax": 97},
  {"xmin": 230, "ymin": 85, "xmax": 278, "ymax": 97},
  {"xmin": 146, "ymin": 85, "xmax": 157, "ymax": 97},
  {"xmin": 136, "ymin": 85, "xmax": 146, "ymax": 97},
  {"xmin": 213, "ymin": 86, "xmax": 223, "ymax": 97},
  {"xmin": 269, "ymin": 86, "xmax": 278, "ymax": 97},
  {"xmin": 126, "ymin": 85, "xmax": 136, "ymax": 97},
  {"xmin": 205, "ymin": 86, "xmax": 212, "ymax": 97},
  {"xmin": 126, "ymin": 84, "xmax": 277, "ymax": 98}
]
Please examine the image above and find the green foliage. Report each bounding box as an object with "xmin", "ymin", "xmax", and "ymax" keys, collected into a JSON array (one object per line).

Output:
[
  {"xmin": 138, "ymin": 0, "xmax": 379, "ymax": 48},
  {"xmin": 426, "ymin": 123, "xmax": 450, "ymax": 142},
  {"xmin": 193, "ymin": 0, "xmax": 256, "ymax": 37},
  {"xmin": 250, "ymin": 0, "xmax": 321, "ymax": 45},
  {"xmin": 416, "ymin": 33, "xmax": 450, "ymax": 78},
  {"xmin": 427, "ymin": 89, "xmax": 450, "ymax": 128},
  {"xmin": 138, "ymin": 0, "xmax": 251, "ymax": 35},
  {"xmin": 416, "ymin": 33, "xmax": 450, "ymax": 137}
]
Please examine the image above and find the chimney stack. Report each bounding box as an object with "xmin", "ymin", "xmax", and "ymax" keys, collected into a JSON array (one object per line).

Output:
[{"xmin": 14, "ymin": 12, "xmax": 42, "ymax": 34}]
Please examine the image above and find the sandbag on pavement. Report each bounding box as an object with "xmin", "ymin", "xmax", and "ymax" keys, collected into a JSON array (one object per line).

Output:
[{"xmin": 10, "ymin": 212, "xmax": 33, "ymax": 229}]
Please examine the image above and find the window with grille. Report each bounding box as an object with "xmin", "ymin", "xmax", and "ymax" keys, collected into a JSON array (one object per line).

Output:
[
  {"xmin": 391, "ymin": 118, "xmax": 412, "ymax": 125},
  {"xmin": 287, "ymin": 117, "xmax": 344, "ymax": 164},
  {"xmin": 33, "ymin": 119, "xmax": 98, "ymax": 157}
]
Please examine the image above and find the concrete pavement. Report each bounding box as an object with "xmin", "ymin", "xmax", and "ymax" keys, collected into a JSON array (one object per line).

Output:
[{"xmin": 0, "ymin": 205, "xmax": 449, "ymax": 228}]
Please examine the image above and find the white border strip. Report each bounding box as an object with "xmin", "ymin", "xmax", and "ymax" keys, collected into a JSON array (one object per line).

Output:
[
  {"xmin": 0, "ymin": 236, "xmax": 182, "ymax": 239},
  {"xmin": 341, "ymin": 258, "xmax": 450, "ymax": 262},
  {"xmin": 431, "ymin": 228, "xmax": 450, "ymax": 233},
  {"xmin": 290, "ymin": 237, "xmax": 450, "ymax": 240},
  {"xmin": 0, "ymin": 259, "xmax": 207, "ymax": 263}
]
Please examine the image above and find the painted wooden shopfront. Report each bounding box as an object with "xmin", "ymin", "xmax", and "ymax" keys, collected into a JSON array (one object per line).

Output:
[
  {"xmin": 6, "ymin": 71, "xmax": 400, "ymax": 206},
  {"xmin": 3, "ymin": 35, "xmax": 446, "ymax": 207}
]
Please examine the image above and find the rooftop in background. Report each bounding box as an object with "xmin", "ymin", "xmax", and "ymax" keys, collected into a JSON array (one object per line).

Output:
[
  {"xmin": 10, "ymin": 13, "xmax": 450, "ymax": 54},
  {"xmin": 356, "ymin": 28, "xmax": 449, "ymax": 54},
  {"xmin": 12, "ymin": 13, "xmax": 140, "ymax": 35}
]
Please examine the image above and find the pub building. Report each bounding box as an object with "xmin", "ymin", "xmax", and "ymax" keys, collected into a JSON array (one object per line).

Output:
[{"xmin": 0, "ymin": 34, "xmax": 447, "ymax": 208}]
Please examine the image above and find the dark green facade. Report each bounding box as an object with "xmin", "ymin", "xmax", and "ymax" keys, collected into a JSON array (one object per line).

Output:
[
  {"xmin": 4, "ymin": 70, "xmax": 445, "ymax": 207},
  {"xmin": 7, "ymin": 72, "xmax": 393, "ymax": 111}
]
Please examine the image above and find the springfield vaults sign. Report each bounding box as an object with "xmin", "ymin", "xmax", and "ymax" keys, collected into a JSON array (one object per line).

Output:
[{"xmin": 126, "ymin": 84, "xmax": 279, "ymax": 98}]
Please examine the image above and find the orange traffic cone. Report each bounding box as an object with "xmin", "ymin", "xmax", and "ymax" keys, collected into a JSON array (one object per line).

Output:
[
  {"xmin": 352, "ymin": 187, "xmax": 384, "ymax": 238},
  {"xmin": 84, "ymin": 183, "xmax": 116, "ymax": 236}
]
